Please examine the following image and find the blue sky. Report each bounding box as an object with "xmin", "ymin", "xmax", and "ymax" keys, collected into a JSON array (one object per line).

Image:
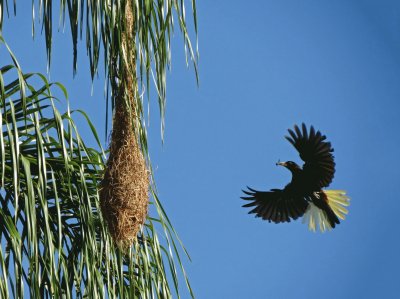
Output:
[{"xmin": 2, "ymin": 0, "xmax": 400, "ymax": 298}]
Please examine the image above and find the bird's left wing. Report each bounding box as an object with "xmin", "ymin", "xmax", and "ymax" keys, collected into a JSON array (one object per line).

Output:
[
  {"xmin": 241, "ymin": 187, "xmax": 308, "ymax": 223},
  {"xmin": 285, "ymin": 123, "xmax": 335, "ymax": 189}
]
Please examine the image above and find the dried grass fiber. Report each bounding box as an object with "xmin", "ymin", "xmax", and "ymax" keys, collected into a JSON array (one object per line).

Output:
[
  {"xmin": 100, "ymin": 96, "xmax": 149, "ymax": 245},
  {"xmin": 100, "ymin": 0, "xmax": 149, "ymax": 245}
]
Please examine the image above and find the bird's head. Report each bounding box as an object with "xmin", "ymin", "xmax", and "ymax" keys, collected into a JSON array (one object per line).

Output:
[{"xmin": 276, "ymin": 160, "xmax": 301, "ymax": 173}]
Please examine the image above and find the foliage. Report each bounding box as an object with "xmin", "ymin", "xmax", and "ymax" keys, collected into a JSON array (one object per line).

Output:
[
  {"xmin": 0, "ymin": 0, "xmax": 198, "ymax": 146},
  {"xmin": 0, "ymin": 38, "xmax": 193, "ymax": 298}
]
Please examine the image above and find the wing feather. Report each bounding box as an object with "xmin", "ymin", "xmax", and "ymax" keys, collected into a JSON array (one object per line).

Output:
[
  {"xmin": 241, "ymin": 187, "xmax": 308, "ymax": 223},
  {"xmin": 285, "ymin": 123, "xmax": 335, "ymax": 189}
]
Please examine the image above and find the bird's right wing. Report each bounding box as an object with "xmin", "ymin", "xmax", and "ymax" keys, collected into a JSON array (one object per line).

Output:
[
  {"xmin": 285, "ymin": 123, "xmax": 335, "ymax": 189},
  {"xmin": 241, "ymin": 187, "xmax": 308, "ymax": 223}
]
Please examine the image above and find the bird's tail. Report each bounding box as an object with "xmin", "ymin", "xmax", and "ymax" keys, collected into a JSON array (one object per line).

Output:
[{"xmin": 302, "ymin": 190, "xmax": 350, "ymax": 232}]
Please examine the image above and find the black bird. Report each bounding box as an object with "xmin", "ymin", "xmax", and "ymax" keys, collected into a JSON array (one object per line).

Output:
[{"xmin": 241, "ymin": 124, "xmax": 349, "ymax": 232}]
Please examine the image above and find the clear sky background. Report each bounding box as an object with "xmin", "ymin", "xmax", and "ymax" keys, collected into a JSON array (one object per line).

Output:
[{"xmin": 2, "ymin": 0, "xmax": 400, "ymax": 298}]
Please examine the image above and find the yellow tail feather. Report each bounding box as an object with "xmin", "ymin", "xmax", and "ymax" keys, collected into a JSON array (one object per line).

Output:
[{"xmin": 303, "ymin": 190, "xmax": 350, "ymax": 232}]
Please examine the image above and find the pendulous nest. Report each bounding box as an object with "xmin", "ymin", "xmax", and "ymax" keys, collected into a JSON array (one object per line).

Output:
[
  {"xmin": 100, "ymin": 0, "xmax": 149, "ymax": 246},
  {"xmin": 99, "ymin": 95, "xmax": 149, "ymax": 246}
]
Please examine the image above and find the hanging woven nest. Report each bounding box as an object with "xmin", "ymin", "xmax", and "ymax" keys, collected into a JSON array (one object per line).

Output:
[
  {"xmin": 99, "ymin": 0, "xmax": 149, "ymax": 246},
  {"xmin": 99, "ymin": 93, "xmax": 149, "ymax": 245}
]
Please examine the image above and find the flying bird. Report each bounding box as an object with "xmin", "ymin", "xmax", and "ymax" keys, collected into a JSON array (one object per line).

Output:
[{"xmin": 241, "ymin": 124, "xmax": 350, "ymax": 232}]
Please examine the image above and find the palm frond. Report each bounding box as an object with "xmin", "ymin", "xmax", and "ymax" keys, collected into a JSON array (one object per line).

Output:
[
  {"xmin": 0, "ymin": 0, "xmax": 198, "ymax": 145},
  {"xmin": 0, "ymin": 37, "xmax": 193, "ymax": 298}
]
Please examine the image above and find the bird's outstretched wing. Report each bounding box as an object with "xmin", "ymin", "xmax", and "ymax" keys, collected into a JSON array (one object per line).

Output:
[
  {"xmin": 285, "ymin": 123, "xmax": 335, "ymax": 189},
  {"xmin": 241, "ymin": 187, "xmax": 308, "ymax": 223}
]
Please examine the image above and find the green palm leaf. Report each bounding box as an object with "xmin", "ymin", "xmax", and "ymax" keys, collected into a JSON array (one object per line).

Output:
[
  {"xmin": 0, "ymin": 0, "xmax": 198, "ymax": 145},
  {"xmin": 0, "ymin": 39, "xmax": 193, "ymax": 298}
]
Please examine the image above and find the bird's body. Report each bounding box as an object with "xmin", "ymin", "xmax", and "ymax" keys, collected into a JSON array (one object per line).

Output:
[{"xmin": 241, "ymin": 124, "xmax": 349, "ymax": 232}]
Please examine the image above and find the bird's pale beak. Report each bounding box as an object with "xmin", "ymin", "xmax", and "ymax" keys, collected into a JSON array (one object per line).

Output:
[{"xmin": 276, "ymin": 161, "xmax": 286, "ymax": 167}]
